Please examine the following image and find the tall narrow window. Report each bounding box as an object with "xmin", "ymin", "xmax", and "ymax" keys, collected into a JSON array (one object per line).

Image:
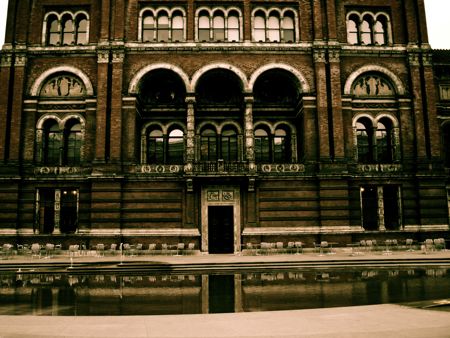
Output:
[
  {"xmin": 75, "ymin": 17, "xmax": 88, "ymax": 45},
  {"xmin": 267, "ymin": 14, "xmax": 280, "ymax": 42},
  {"xmin": 64, "ymin": 121, "xmax": 82, "ymax": 165},
  {"xmin": 167, "ymin": 129, "xmax": 184, "ymax": 164},
  {"xmin": 199, "ymin": 12, "xmax": 211, "ymax": 41},
  {"xmin": 282, "ymin": 14, "xmax": 295, "ymax": 42},
  {"xmin": 347, "ymin": 17, "xmax": 359, "ymax": 44},
  {"xmin": 376, "ymin": 120, "xmax": 393, "ymax": 163},
  {"xmin": 356, "ymin": 120, "xmax": 373, "ymax": 163},
  {"xmin": 157, "ymin": 13, "xmax": 170, "ymax": 42},
  {"xmin": 143, "ymin": 13, "xmax": 156, "ymax": 42},
  {"xmin": 44, "ymin": 120, "xmax": 61, "ymax": 165},
  {"xmin": 172, "ymin": 13, "xmax": 184, "ymax": 41},
  {"xmin": 254, "ymin": 13, "xmax": 266, "ymax": 41},
  {"xmin": 147, "ymin": 129, "xmax": 164, "ymax": 164},
  {"xmin": 255, "ymin": 128, "xmax": 270, "ymax": 163},
  {"xmin": 221, "ymin": 128, "xmax": 238, "ymax": 161},
  {"xmin": 47, "ymin": 15, "xmax": 60, "ymax": 46},
  {"xmin": 373, "ymin": 17, "xmax": 387, "ymax": 45},
  {"xmin": 273, "ymin": 128, "xmax": 289, "ymax": 163},
  {"xmin": 213, "ymin": 14, "xmax": 225, "ymax": 41},
  {"xmin": 62, "ymin": 16, "xmax": 75, "ymax": 45},
  {"xmin": 360, "ymin": 18, "xmax": 372, "ymax": 45},
  {"xmin": 201, "ymin": 128, "xmax": 217, "ymax": 161},
  {"xmin": 227, "ymin": 13, "xmax": 240, "ymax": 41},
  {"xmin": 360, "ymin": 186, "xmax": 378, "ymax": 230}
]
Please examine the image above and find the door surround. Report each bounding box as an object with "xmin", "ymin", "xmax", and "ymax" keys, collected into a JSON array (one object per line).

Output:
[{"xmin": 201, "ymin": 185, "xmax": 241, "ymax": 253}]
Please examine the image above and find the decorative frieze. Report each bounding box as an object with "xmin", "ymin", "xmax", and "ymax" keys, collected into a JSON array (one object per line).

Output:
[
  {"xmin": 259, "ymin": 163, "xmax": 305, "ymax": 173},
  {"xmin": 34, "ymin": 166, "xmax": 85, "ymax": 175},
  {"xmin": 357, "ymin": 164, "xmax": 402, "ymax": 173},
  {"xmin": 138, "ymin": 164, "xmax": 182, "ymax": 174}
]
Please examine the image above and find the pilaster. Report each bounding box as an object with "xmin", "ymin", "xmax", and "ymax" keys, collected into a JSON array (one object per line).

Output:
[
  {"xmin": 110, "ymin": 50, "xmax": 125, "ymax": 162},
  {"xmin": 94, "ymin": 50, "xmax": 110, "ymax": 162},
  {"xmin": 0, "ymin": 53, "xmax": 12, "ymax": 161}
]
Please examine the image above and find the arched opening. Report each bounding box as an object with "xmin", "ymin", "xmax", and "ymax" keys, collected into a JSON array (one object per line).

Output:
[
  {"xmin": 167, "ymin": 128, "xmax": 185, "ymax": 164},
  {"xmin": 200, "ymin": 127, "xmax": 218, "ymax": 161},
  {"xmin": 254, "ymin": 127, "xmax": 271, "ymax": 163},
  {"xmin": 63, "ymin": 119, "xmax": 82, "ymax": 165},
  {"xmin": 43, "ymin": 120, "xmax": 61, "ymax": 165},
  {"xmin": 146, "ymin": 128, "xmax": 164, "ymax": 164},
  {"xmin": 253, "ymin": 69, "xmax": 300, "ymax": 107},
  {"xmin": 220, "ymin": 126, "xmax": 238, "ymax": 161},
  {"xmin": 142, "ymin": 11, "xmax": 155, "ymax": 42},
  {"xmin": 46, "ymin": 15, "xmax": 60, "ymax": 46},
  {"xmin": 253, "ymin": 11, "xmax": 266, "ymax": 42},
  {"xmin": 356, "ymin": 117, "xmax": 373, "ymax": 164},
  {"xmin": 138, "ymin": 69, "xmax": 186, "ymax": 106},
  {"xmin": 347, "ymin": 14, "xmax": 359, "ymax": 45},
  {"xmin": 213, "ymin": 12, "xmax": 225, "ymax": 41},
  {"xmin": 376, "ymin": 118, "xmax": 394, "ymax": 163},
  {"xmin": 282, "ymin": 12, "xmax": 295, "ymax": 42},
  {"xmin": 360, "ymin": 16, "xmax": 373, "ymax": 45},
  {"xmin": 227, "ymin": 12, "xmax": 240, "ymax": 41},
  {"xmin": 274, "ymin": 126, "xmax": 291, "ymax": 163},
  {"xmin": 75, "ymin": 15, "xmax": 88, "ymax": 45},
  {"xmin": 199, "ymin": 11, "xmax": 211, "ymax": 41},
  {"xmin": 196, "ymin": 69, "xmax": 243, "ymax": 107},
  {"xmin": 61, "ymin": 14, "xmax": 75, "ymax": 45}
]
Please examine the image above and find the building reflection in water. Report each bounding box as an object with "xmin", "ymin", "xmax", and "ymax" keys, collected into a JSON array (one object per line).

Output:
[{"xmin": 0, "ymin": 268, "xmax": 449, "ymax": 316}]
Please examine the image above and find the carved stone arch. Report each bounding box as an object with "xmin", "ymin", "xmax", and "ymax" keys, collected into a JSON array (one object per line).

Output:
[
  {"xmin": 352, "ymin": 113, "xmax": 376, "ymax": 128},
  {"xmin": 254, "ymin": 121, "xmax": 274, "ymax": 134},
  {"xmin": 129, "ymin": 63, "xmax": 190, "ymax": 94},
  {"xmin": 346, "ymin": 10, "xmax": 362, "ymax": 21},
  {"xmin": 218, "ymin": 120, "xmax": 243, "ymax": 134},
  {"xmin": 139, "ymin": 7, "xmax": 156, "ymax": 17},
  {"xmin": 195, "ymin": 6, "xmax": 214, "ymax": 17},
  {"xmin": 249, "ymin": 63, "xmax": 310, "ymax": 94},
  {"xmin": 191, "ymin": 63, "xmax": 249, "ymax": 92},
  {"xmin": 267, "ymin": 7, "xmax": 283, "ymax": 16},
  {"xmin": 225, "ymin": 7, "xmax": 242, "ymax": 16},
  {"xmin": 141, "ymin": 121, "xmax": 167, "ymax": 135},
  {"xmin": 344, "ymin": 65, "xmax": 405, "ymax": 96},
  {"xmin": 36, "ymin": 114, "xmax": 62, "ymax": 130},
  {"xmin": 196, "ymin": 121, "xmax": 220, "ymax": 135},
  {"xmin": 30, "ymin": 66, "xmax": 94, "ymax": 97},
  {"xmin": 375, "ymin": 113, "xmax": 399, "ymax": 128},
  {"xmin": 274, "ymin": 121, "xmax": 297, "ymax": 136},
  {"xmin": 61, "ymin": 113, "xmax": 86, "ymax": 128},
  {"xmin": 211, "ymin": 7, "xmax": 227, "ymax": 16},
  {"xmin": 251, "ymin": 7, "xmax": 269, "ymax": 17},
  {"xmin": 42, "ymin": 11, "xmax": 61, "ymax": 44},
  {"xmin": 167, "ymin": 122, "xmax": 187, "ymax": 135}
]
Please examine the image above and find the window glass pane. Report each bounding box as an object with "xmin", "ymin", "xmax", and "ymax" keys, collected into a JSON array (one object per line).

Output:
[
  {"xmin": 44, "ymin": 122, "xmax": 60, "ymax": 165},
  {"xmin": 376, "ymin": 122, "xmax": 393, "ymax": 163},
  {"xmin": 360, "ymin": 20, "xmax": 372, "ymax": 45},
  {"xmin": 167, "ymin": 129, "xmax": 184, "ymax": 164},
  {"xmin": 143, "ymin": 15, "xmax": 155, "ymax": 41},
  {"xmin": 347, "ymin": 19, "xmax": 358, "ymax": 44},
  {"xmin": 76, "ymin": 18, "xmax": 88, "ymax": 45},
  {"xmin": 227, "ymin": 16, "xmax": 239, "ymax": 41},
  {"xmin": 255, "ymin": 129, "xmax": 270, "ymax": 163},
  {"xmin": 213, "ymin": 15, "xmax": 225, "ymax": 41},
  {"xmin": 201, "ymin": 129, "xmax": 217, "ymax": 161},
  {"xmin": 199, "ymin": 15, "xmax": 210, "ymax": 28},
  {"xmin": 199, "ymin": 15, "xmax": 210, "ymax": 41},
  {"xmin": 356, "ymin": 122, "xmax": 371, "ymax": 163},
  {"xmin": 62, "ymin": 19, "xmax": 75, "ymax": 45},
  {"xmin": 373, "ymin": 21, "xmax": 385, "ymax": 45},
  {"xmin": 254, "ymin": 15, "xmax": 266, "ymax": 41},
  {"xmin": 172, "ymin": 15, "xmax": 184, "ymax": 41},
  {"xmin": 267, "ymin": 15, "xmax": 280, "ymax": 42},
  {"xmin": 221, "ymin": 129, "xmax": 237, "ymax": 161},
  {"xmin": 65, "ymin": 122, "xmax": 82, "ymax": 165},
  {"xmin": 273, "ymin": 129, "xmax": 289, "ymax": 163},
  {"xmin": 282, "ymin": 16, "xmax": 295, "ymax": 42},
  {"xmin": 148, "ymin": 129, "xmax": 164, "ymax": 163},
  {"xmin": 157, "ymin": 14, "xmax": 169, "ymax": 42},
  {"xmin": 48, "ymin": 17, "xmax": 60, "ymax": 45}
]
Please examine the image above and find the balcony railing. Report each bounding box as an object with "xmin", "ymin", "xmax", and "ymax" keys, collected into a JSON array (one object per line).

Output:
[{"xmin": 193, "ymin": 161, "xmax": 249, "ymax": 174}]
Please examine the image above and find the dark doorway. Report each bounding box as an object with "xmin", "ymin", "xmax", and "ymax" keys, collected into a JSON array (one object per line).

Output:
[
  {"xmin": 208, "ymin": 274, "xmax": 235, "ymax": 313},
  {"xmin": 361, "ymin": 186, "xmax": 378, "ymax": 230},
  {"xmin": 208, "ymin": 206, "xmax": 234, "ymax": 254}
]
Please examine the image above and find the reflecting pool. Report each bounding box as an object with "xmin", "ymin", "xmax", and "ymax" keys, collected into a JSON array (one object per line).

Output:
[{"xmin": 1, "ymin": 267, "xmax": 449, "ymax": 315}]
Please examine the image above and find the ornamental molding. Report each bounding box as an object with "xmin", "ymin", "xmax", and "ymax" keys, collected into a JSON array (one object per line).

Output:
[
  {"xmin": 0, "ymin": 54, "xmax": 12, "ymax": 67},
  {"xmin": 34, "ymin": 166, "xmax": 87, "ymax": 175},
  {"xmin": 14, "ymin": 54, "xmax": 27, "ymax": 67},
  {"xmin": 259, "ymin": 163, "xmax": 305, "ymax": 173},
  {"xmin": 97, "ymin": 50, "xmax": 110, "ymax": 64},
  {"xmin": 357, "ymin": 164, "xmax": 402, "ymax": 173},
  {"xmin": 138, "ymin": 164, "xmax": 182, "ymax": 174}
]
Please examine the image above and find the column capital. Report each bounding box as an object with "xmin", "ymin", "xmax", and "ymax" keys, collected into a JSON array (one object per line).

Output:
[
  {"xmin": 185, "ymin": 95, "xmax": 196, "ymax": 105},
  {"xmin": 111, "ymin": 50, "xmax": 125, "ymax": 63},
  {"xmin": 244, "ymin": 95, "xmax": 254, "ymax": 104},
  {"xmin": 313, "ymin": 49, "xmax": 326, "ymax": 63},
  {"xmin": 0, "ymin": 53, "xmax": 12, "ymax": 67},
  {"xmin": 422, "ymin": 52, "xmax": 433, "ymax": 67},
  {"xmin": 407, "ymin": 52, "xmax": 420, "ymax": 67},
  {"xmin": 97, "ymin": 50, "xmax": 110, "ymax": 64},
  {"xmin": 14, "ymin": 54, "xmax": 27, "ymax": 67},
  {"xmin": 328, "ymin": 49, "xmax": 340, "ymax": 63}
]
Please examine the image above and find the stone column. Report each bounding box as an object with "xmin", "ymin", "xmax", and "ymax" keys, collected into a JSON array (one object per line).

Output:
[
  {"xmin": 95, "ymin": 50, "xmax": 110, "ymax": 162},
  {"xmin": 8, "ymin": 53, "xmax": 27, "ymax": 162},
  {"xmin": 377, "ymin": 186, "xmax": 386, "ymax": 231},
  {"xmin": 407, "ymin": 52, "xmax": 427, "ymax": 160},
  {"xmin": 185, "ymin": 95, "xmax": 196, "ymax": 170},
  {"xmin": 244, "ymin": 96, "xmax": 255, "ymax": 172},
  {"xmin": 328, "ymin": 49, "xmax": 345, "ymax": 160},
  {"xmin": 0, "ymin": 53, "xmax": 12, "ymax": 161},
  {"xmin": 110, "ymin": 50, "xmax": 125, "ymax": 162},
  {"xmin": 313, "ymin": 49, "xmax": 330, "ymax": 161}
]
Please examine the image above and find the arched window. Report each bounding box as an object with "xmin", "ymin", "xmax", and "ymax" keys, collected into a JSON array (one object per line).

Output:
[
  {"xmin": 47, "ymin": 15, "xmax": 60, "ymax": 46},
  {"xmin": 274, "ymin": 128, "xmax": 290, "ymax": 163},
  {"xmin": 43, "ymin": 120, "xmax": 61, "ymax": 165},
  {"xmin": 376, "ymin": 119, "xmax": 394, "ymax": 163},
  {"xmin": 157, "ymin": 12, "xmax": 170, "ymax": 42},
  {"xmin": 147, "ymin": 129, "xmax": 164, "ymax": 164},
  {"xmin": 356, "ymin": 119, "xmax": 373, "ymax": 163},
  {"xmin": 199, "ymin": 12, "xmax": 211, "ymax": 41},
  {"xmin": 201, "ymin": 128, "xmax": 218, "ymax": 161},
  {"xmin": 64, "ymin": 120, "xmax": 82, "ymax": 165},
  {"xmin": 282, "ymin": 13, "xmax": 295, "ymax": 42},
  {"xmin": 213, "ymin": 13, "xmax": 225, "ymax": 41},
  {"xmin": 227, "ymin": 12, "xmax": 240, "ymax": 41},
  {"xmin": 221, "ymin": 127, "xmax": 238, "ymax": 161},
  {"xmin": 62, "ymin": 16, "xmax": 75, "ymax": 45},
  {"xmin": 254, "ymin": 12, "xmax": 266, "ymax": 42},
  {"xmin": 267, "ymin": 13, "xmax": 281, "ymax": 42},
  {"xmin": 373, "ymin": 16, "xmax": 388, "ymax": 45},
  {"xmin": 255, "ymin": 128, "xmax": 270, "ymax": 163},
  {"xmin": 347, "ymin": 16, "xmax": 359, "ymax": 44},
  {"xmin": 360, "ymin": 18, "xmax": 372, "ymax": 45},
  {"xmin": 172, "ymin": 12, "xmax": 184, "ymax": 41},
  {"xmin": 75, "ymin": 16, "xmax": 88, "ymax": 45},
  {"xmin": 142, "ymin": 12, "xmax": 156, "ymax": 42},
  {"xmin": 167, "ymin": 129, "xmax": 184, "ymax": 164}
]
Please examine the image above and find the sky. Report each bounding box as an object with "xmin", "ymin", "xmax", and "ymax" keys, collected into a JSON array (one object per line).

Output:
[{"xmin": 0, "ymin": 0, "xmax": 449, "ymax": 48}]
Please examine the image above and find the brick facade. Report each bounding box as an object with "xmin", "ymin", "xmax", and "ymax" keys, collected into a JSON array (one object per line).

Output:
[{"xmin": 0, "ymin": 0, "xmax": 448, "ymax": 253}]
